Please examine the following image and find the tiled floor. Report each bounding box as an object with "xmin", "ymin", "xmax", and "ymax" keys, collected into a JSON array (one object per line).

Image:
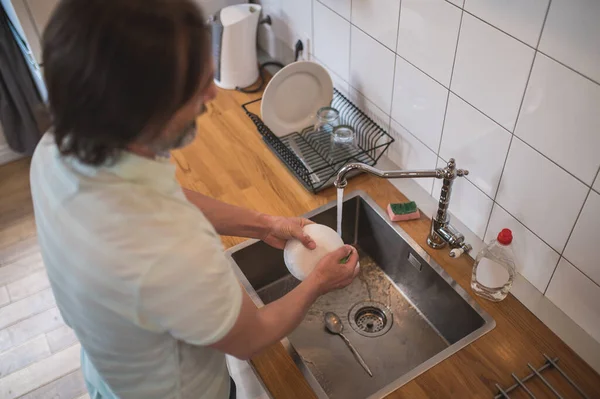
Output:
[
  {"xmin": 0, "ymin": 158, "xmax": 267, "ymax": 399},
  {"xmin": 0, "ymin": 158, "xmax": 88, "ymax": 398},
  {"xmin": 0, "ymin": 159, "xmax": 89, "ymax": 399}
]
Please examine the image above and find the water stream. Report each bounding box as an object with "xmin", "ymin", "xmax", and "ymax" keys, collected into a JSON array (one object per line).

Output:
[{"xmin": 336, "ymin": 187, "xmax": 344, "ymax": 237}]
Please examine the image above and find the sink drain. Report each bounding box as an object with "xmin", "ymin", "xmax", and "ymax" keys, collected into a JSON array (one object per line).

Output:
[{"xmin": 348, "ymin": 301, "xmax": 393, "ymax": 337}]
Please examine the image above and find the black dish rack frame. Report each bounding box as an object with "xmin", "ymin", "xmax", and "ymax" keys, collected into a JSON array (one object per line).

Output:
[{"xmin": 242, "ymin": 88, "xmax": 394, "ymax": 193}]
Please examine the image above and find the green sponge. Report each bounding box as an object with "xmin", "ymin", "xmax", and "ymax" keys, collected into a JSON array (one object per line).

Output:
[
  {"xmin": 339, "ymin": 253, "xmax": 351, "ymax": 264},
  {"xmin": 390, "ymin": 202, "xmax": 417, "ymax": 214},
  {"xmin": 387, "ymin": 201, "xmax": 420, "ymax": 221}
]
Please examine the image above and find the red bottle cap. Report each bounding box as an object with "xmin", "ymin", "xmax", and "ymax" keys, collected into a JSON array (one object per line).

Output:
[{"xmin": 497, "ymin": 228, "xmax": 513, "ymax": 245}]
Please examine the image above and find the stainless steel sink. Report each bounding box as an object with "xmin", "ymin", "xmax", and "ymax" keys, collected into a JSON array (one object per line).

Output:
[{"xmin": 226, "ymin": 191, "xmax": 495, "ymax": 399}]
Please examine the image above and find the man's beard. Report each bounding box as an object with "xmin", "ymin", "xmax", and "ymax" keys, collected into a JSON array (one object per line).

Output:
[
  {"xmin": 146, "ymin": 105, "xmax": 207, "ymax": 156},
  {"xmin": 149, "ymin": 119, "xmax": 198, "ymax": 156},
  {"xmin": 169, "ymin": 120, "xmax": 198, "ymax": 149}
]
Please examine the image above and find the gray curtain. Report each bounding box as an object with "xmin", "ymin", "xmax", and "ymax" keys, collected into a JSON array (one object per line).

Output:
[{"xmin": 0, "ymin": 6, "xmax": 49, "ymax": 155}]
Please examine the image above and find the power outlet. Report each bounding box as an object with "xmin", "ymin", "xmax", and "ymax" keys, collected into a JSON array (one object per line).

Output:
[{"xmin": 297, "ymin": 33, "xmax": 312, "ymax": 61}]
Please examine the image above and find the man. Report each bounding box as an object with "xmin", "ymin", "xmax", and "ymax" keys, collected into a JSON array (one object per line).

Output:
[{"xmin": 29, "ymin": 1, "xmax": 360, "ymax": 398}]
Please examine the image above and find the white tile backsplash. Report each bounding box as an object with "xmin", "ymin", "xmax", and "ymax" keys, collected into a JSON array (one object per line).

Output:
[
  {"xmin": 496, "ymin": 138, "xmax": 589, "ymax": 252},
  {"xmin": 262, "ymin": 0, "xmax": 600, "ymax": 351},
  {"xmin": 440, "ymin": 94, "xmax": 511, "ymax": 198},
  {"xmin": 280, "ymin": 0, "xmax": 313, "ymax": 45},
  {"xmin": 258, "ymin": 0, "xmax": 305, "ymax": 63},
  {"xmin": 433, "ymin": 163, "xmax": 494, "ymax": 238},
  {"xmin": 313, "ymin": 1, "xmax": 351, "ymax": 80},
  {"xmin": 447, "ymin": 0, "xmax": 464, "ymax": 7},
  {"xmin": 451, "ymin": 14, "xmax": 535, "ymax": 131},
  {"xmin": 539, "ymin": 0, "xmax": 600, "ymax": 83},
  {"xmin": 349, "ymin": 26, "xmax": 396, "ymax": 113},
  {"xmin": 463, "ymin": 0, "xmax": 549, "ymax": 47},
  {"xmin": 346, "ymin": 87, "xmax": 392, "ymax": 132},
  {"xmin": 312, "ymin": 56, "xmax": 350, "ymax": 95},
  {"xmin": 396, "ymin": 0, "xmax": 462, "ymax": 87},
  {"xmin": 351, "ymin": 0, "xmax": 401, "ymax": 51},
  {"xmin": 516, "ymin": 54, "xmax": 600, "ymax": 185},
  {"xmin": 546, "ymin": 258, "xmax": 600, "ymax": 343},
  {"xmin": 563, "ymin": 191, "xmax": 600, "ymax": 286},
  {"xmin": 391, "ymin": 57, "xmax": 448, "ymax": 152},
  {"xmin": 388, "ymin": 121, "xmax": 437, "ymax": 193},
  {"xmin": 485, "ymin": 204, "xmax": 559, "ymax": 292},
  {"xmin": 317, "ymin": 0, "xmax": 351, "ymax": 20}
]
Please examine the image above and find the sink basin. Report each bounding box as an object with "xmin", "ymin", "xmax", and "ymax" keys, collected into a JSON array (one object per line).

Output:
[{"xmin": 226, "ymin": 191, "xmax": 495, "ymax": 399}]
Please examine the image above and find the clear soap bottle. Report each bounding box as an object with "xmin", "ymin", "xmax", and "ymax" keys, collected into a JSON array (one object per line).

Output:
[{"xmin": 471, "ymin": 228, "xmax": 517, "ymax": 302}]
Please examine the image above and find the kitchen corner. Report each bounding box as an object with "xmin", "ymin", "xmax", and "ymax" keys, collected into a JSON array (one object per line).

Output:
[
  {"xmin": 1, "ymin": 0, "xmax": 597, "ymax": 397},
  {"xmin": 172, "ymin": 86, "xmax": 600, "ymax": 398}
]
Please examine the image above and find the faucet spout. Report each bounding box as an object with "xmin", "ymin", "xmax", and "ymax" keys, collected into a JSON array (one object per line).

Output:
[
  {"xmin": 335, "ymin": 159, "xmax": 471, "ymax": 257},
  {"xmin": 334, "ymin": 163, "xmax": 443, "ymax": 189}
]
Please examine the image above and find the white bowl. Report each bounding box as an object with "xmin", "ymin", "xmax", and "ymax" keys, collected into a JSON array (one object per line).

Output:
[{"xmin": 283, "ymin": 224, "xmax": 344, "ymax": 281}]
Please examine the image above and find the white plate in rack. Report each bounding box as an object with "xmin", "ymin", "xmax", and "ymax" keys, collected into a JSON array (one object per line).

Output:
[{"xmin": 261, "ymin": 61, "xmax": 333, "ymax": 137}]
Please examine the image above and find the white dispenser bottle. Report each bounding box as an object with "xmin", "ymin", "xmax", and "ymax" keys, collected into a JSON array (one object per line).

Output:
[{"xmin": 471, "ymin": 228, "xmax": 517, "ymax": 302}]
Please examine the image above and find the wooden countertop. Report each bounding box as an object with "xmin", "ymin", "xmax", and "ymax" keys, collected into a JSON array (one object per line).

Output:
[{"xmin": 172, "ymin": 87, "xmax": 600, "ymax": 398}]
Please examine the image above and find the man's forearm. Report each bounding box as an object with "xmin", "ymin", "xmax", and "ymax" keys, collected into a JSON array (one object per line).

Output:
[
  {"xmin": 183, "ymin": 188, "xmax": 269, "ymax": 238},
  {"xmin": 235, "ymin": 278, "xmax": 321, "ymax": 359},
  {"xmin": 257, "ymin": 277, "xmax": 319, "ymax": 338},
  {"xmin": 210, "ymin": 247, "xmax": 357, "ymax": 360}
]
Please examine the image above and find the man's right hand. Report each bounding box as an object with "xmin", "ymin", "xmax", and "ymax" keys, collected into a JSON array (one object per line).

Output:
[
  {"xmin": 210, "ymin": 245, "xmax": 359, "ymax": 360},
  {"xmin": 307, "ymin": 245, "xmax": 360, "ymax": 295}
]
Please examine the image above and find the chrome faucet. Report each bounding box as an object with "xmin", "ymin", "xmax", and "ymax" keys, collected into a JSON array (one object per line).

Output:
[{"xmin": 334, "ymin": 159, "xmax": 473, "ymax": 258}]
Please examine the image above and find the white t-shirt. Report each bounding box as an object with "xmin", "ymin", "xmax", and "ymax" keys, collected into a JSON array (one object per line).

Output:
[{"xmin": 30, "ymin": 134, "xmax": 243, "ymax": 399}]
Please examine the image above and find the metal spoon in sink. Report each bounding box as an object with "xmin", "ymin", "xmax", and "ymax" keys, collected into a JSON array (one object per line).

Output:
[{"xmin": 324, "ymin": 312, "xmax": 373, "ymax": 377}]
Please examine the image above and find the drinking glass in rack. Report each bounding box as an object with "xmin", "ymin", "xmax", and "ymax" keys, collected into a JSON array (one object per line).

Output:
[
  {"xmin": 329, "ymin": 125, "xmax": 356, "ymax": 163},
  {"xmin": 314, "ymin": 107, "xmax": 340, "ymax": 133}
]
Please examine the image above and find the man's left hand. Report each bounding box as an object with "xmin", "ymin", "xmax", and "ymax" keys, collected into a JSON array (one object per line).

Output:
[{"xmin": 260, "ymin": 215, "xmax": 316, "ymax": 250}]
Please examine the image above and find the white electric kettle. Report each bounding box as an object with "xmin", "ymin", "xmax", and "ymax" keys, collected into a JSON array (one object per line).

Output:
[{"xmin": 211, "ymin": 4, "xmax": 261, "ymax": 90}]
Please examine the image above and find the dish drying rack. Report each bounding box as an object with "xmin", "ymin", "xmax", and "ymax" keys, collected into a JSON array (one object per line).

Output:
[{"xmin": 242, "ymin": 89, "xmax": 394, "ymax": 193}]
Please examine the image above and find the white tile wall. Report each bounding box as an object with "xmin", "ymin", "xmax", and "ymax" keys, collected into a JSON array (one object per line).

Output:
[
  {"xmin": 387, "ymin": 121, "xmax": 437, "ymax": 193},
  {"xmin": 516, "ymin": 54, "xmax": 600, "ymax": 185},
  {"xmin": 563, "ymin": 191, "xmax": 600, "ymax": 286},
  {"xmin": 349, "ymin": 26, "xmax": 396, "ymax": 113},
  {"xmin": 496, "ymin": 138, "xmax": 588, "ymax": 252},
  {"xmin": 433, "ymin": 160, "xmax": 494, "ymax": 239},
  {"xmin": 447, "ymin": 0, "xmax": 464, "ymax": 8},
  {"xmin": 546, "ymin": 258, "xmax": 600, "ymax": 343},
  {"xmin": 396, "ymin": 0, "xmax": 461, "ymax": 87},
  {"xmin": 486, "ymin": 204, "xmax": 559, "ymax": 292},
  {"xmin": 452, "ymin": 14, "xmax": 534, "ymax": 130},
  {"xmin": 317, "ymin": 0, "xmax": 351, "ymax": 20},
  {"xmin": 312, "ymin": 57, "xmax": 350, "ymax": 96},
  {"xmin": 346, "ymin": 87, "xmax": 391, "ymax": 132},
  {"xmin": 440, "ymin": 94, "xmax": 511, "ymax": 198},
  {"xmin": 281, "ymin": 0, "xmax": 313, "ymax": 50},
  {"xmin": 260, "ymin": 0, "xmax": 600, "ymax": 348},
  {"xmin": 258, "ymin": 0, "xmax": 297, "ymax": 64},
  {"xmin": 391, "ymin": 57, "xmax": 448, "ymax": 152},
  {"xmin": 351, "ymin": 0, "xmax": 401, "ymax": 51},
  {"xmin": 313, "ymin": 1, "xmax": 351, "ymax": 81},
  {"xmin": 539, "ymin": 0, "xmax": 600, "ymax": 83},
  {"xmin": 464, "ymin": 0, "xmax": 549, "ymax": 47}
]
